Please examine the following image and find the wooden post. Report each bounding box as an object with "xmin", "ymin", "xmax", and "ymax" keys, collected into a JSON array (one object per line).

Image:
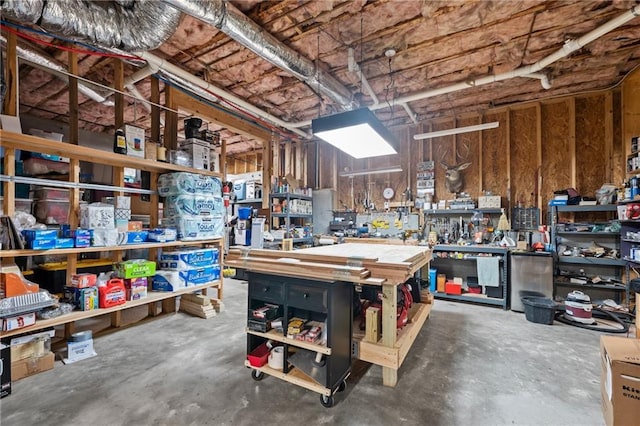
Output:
[
  {"xmin": 281, "ymin": 238, "xmax": 293, "ymax": 251},
  {"xmin": 67, "ymin": 49, "xmax": 80, "ymax": 287},
  {"xmin": 381, "ymin": 283, "xmax": 398, "ymax": 386},
  {"xmin": 150, "ymin": 77, "xmax": 161, "ymax": 144},
  {"xmin": 164, "ymin": 86, "xmax": 178, "ymax": 151},
  {"xmin": 2, "ymin": 31, "xmax": 18, "ymax": 116}
]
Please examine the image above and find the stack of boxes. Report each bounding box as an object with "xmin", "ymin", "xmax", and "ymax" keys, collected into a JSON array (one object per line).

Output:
[
  {"xmin": 116, "ymin": 260, "xmax": 156, "ymax": 301},
  {"xmin": 153, "ymin": 247, "xmax": 220, "ymax": 291},
  {"xmin": 64, "ymin": 273, "xmax": 99, "ymax": 311},
  {"xmin": 80, "ymin": 202, "xmax": 117, "ymax": 246},
  {"xmin": 22, "ymin": 229, "xmax": 74, "ymax": 250},
  {"xmin": 158, "ymin": 172, "xmax": 225, "ymax": 241}
]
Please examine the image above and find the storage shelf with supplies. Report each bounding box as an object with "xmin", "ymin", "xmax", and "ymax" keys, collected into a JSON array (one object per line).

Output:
[{"xmin": 430, "ymin": 245, "xmax": 509, "ymax": 309}]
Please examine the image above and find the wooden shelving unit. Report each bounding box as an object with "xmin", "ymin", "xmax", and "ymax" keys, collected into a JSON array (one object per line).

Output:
[{"xmin": 1, "ymin": 130, "xmax": 225, "ymax": 338}]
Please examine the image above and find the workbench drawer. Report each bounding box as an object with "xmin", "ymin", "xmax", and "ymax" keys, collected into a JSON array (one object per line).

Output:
[
  {"xmin": 249, "ymin": 280, "xmax": 284, "ymax": 304},
  {"xmin": 287, "ymin": 285, "xmax": 327, "ymax": 313}
]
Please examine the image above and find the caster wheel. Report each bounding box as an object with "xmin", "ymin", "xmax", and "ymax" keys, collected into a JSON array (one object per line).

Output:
[
  {"xmin": 320, "ymin": 394, "xmax": 334, "ymax": 408},
  {"xmin": 337, "ymin": 380, "xmax": 347, "ymax": 393},
  {"xmin": 251, "ymin": 370, "xmax": 264, "ymax": 381},
  {"xmin": 312, "ymin": 354, "xmax": 326, "ymax": 367}
]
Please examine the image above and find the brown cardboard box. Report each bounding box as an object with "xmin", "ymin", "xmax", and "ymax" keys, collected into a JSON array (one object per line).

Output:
[
  {"xmin": 600, "ymin": 336, "xmax": 640, "ymax": 426},
  {"xmin": 10, "ymin": 338, "xmax": 49, "ymax": 362},
  {"xmin": 11, "ymin": 352, "xmax": 54, "ymax": 381}
]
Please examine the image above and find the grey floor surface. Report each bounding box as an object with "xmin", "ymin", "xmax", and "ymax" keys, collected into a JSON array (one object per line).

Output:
[{"xmin": 0, "ymin": 278, "xmax": 620, "ymax": 426}]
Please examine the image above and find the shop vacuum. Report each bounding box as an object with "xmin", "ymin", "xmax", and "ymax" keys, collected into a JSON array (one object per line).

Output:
[{"xmin": 562, "ymin": 291, "xmax": 595, "ymax": 324}]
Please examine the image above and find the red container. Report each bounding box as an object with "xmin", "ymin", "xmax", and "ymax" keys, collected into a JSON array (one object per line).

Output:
[
  {"xmin": 247, "ymin": 342, "xmax": 270, "ymax": 367},
  {"xmin": 99, "ymin": 279, "xmax": 126, "ymax": 308},
  {"xmin": 467, "ymin": 286, "xmax": 482, "ymax": 294},
  {"xmin": 445, "ymin": 281, "xmax": 462, "ymax": 295}
]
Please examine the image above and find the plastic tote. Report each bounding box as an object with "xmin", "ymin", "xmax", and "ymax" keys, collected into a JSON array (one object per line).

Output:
[{"xmin": 521, "ymin": 296, "xmax": 557, "ymax": 325}]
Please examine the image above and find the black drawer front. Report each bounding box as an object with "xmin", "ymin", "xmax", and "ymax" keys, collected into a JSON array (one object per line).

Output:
[
  {"xmin": 287, "ymin": 285, "xmax": 328, "ymax": 312},
  {"xmin": 249, "ymin": 280, "xmax": 284, "ymax": 304}
]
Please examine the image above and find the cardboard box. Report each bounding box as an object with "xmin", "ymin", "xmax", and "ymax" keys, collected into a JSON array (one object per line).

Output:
[
  {"xmin": 2, "ymin": 312, "xmax": 36, "ymax": 331},
  {"xmin": 116, "ymin": 260, "xmax": 156, "ymax": 278},
  {"xmin": 600, "ymin": 336, "xmax": 640, "ymax": 426},
  {"xmin": 10, "ymin": 338, "xmax": 50, "ymax": 362},
  {"xmin": 180, "ymin": 138, "xmax": 210, "ymax": 171},
  {"xmin": 0, "ymin": 343, "xmax": 10, "ymax": 398},
  {"xmin": 11, "ymin": 351, "xmax": 54, "ymax": 381},
  {"xmin": 125, "ymin": 124, "xmax": 145, "ymax": 158},
  {"xmin": 478, "ymin": 196, "xmax": 501, "ymax": 209}
]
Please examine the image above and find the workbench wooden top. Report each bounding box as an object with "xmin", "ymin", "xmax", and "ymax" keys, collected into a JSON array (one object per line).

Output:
[
  {"xmin": 294, "ymin": 243, "xmax": 430, "ymax": 264},
  {"xmin": 225, "ymin": 243, "xmax": 432, "ymax": 285}
]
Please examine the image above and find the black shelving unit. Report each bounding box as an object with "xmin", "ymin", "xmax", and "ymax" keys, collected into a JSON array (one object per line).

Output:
[
  {"xmin": 245, "ymin": 272, "xmax": 352, "ymax": 408},
  {"xmin": 550, "ymin": 204, "xmax": 628, "ymax": 303},
  {"xmin": 430, "ymin": 245, "xmax": 509, "ymax": 309}
]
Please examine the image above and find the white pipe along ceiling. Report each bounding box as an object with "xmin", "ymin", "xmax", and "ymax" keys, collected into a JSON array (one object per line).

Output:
[{"xmin": 1, "ymin": 2, "xmax": 639, "ymax": 140}]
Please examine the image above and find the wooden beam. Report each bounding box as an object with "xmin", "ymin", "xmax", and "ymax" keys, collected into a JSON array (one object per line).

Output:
[
  {"xmin": 2, "ymin": 31, "xmax": 18, "ymax": 116},
  {"xmin": 569, "ymin": 98, "xmax": 577, "ymax": 188},
  {"xmin": 604, "ymin": 91, "xmax": 613, "ymax": 183},
  {"xmin": 221, "ymin": 131, "xmax": 227, "ymax": 177},
  {"xmin": 164, "ymin": 85, "xmax": 178, "ymax": 151},
  {"xmin": 150, "ymin": 76, "xmax": 161, "ymax": 144},
  {"xmin": 114, "ymin": 59, "xmax": 124, "ymax": 129},
  {"xmin": 68, "ymin": 49, "xmax": 79, "ymax": 145},
  {"xmin": 171, "ymin": 89, "xmax": 272, "ymax": 141},
  {"xmin": 535, "ymin": 103, "xmax": 542, "ymax": 210},
  {"xmin": 263, "ymin": 134, "xmax": 273, "ymax": 208}
]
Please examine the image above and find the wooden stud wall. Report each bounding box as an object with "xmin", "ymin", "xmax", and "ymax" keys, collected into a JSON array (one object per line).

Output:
[{"xmin": 316, "ymin": 88, "xmax": 628, "ymax": 226}]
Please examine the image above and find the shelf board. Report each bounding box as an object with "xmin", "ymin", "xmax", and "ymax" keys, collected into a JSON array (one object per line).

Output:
[
  {"xmin": 246, "ymin": 328, "xmax": 331, "ymax": 355},
  {"xmin": 623, "ymin": 256, "xmax": 640, "ymax": 265},
  {"xmin": 0, "ymin": 281, "xmax": 221, "ymax": 338},
  {"xmin": 271, "ymin": 213, "xmax": 313, "ymax": 218},
  {"xmin": 556, "ymin": 231, "xmax": 619, "ymax": 236},
  {"xmin": 425, "ymin": 208, "xmax": 502, "ymax": 215},
  {"xmin": 272, "ymin": 237, "xmax": 313, "ymax": 243},
  {"xmin": 0, "ymin": 238, "xmax": 222, "ymax": 258},
  {"xmin": 243, "ymin": 360, "xmax": 331, "ymax": 396},
  {"xmin": 432, "ymin": 244, "xmax": 508, "ymax": 254},
  {"xmin": 234, "ymin": 199, "xmax": 262, "ymax": 204},
  {"xmin": 554, "ymin": 281, "xmax": 626, "ymax": 291},
  {"xmin": 553, "ymin": 205, "xmax": 617, "ymax": 213},
  {"xmin": 433, "ymin": 292, "xmax": 505, "ymax": 307},
  {"xmin": 556, "ymin": 256, "xmax": 626, "ymax": 266},
  {"xmin": 269, "ymin": 193, "xmax": 313, "ymax": 201},
  {"xmin": 0, "ymin": 130, "xmax": 222, "ymax": 177}
]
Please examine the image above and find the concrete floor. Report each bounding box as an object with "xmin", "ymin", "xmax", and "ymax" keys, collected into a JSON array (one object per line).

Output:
[{"xmin": 1, "ymin": 278, "xmax": 616, "ymax": 425}]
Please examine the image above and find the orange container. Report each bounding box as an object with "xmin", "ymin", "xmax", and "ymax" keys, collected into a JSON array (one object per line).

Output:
[
  {"xmin": 99, "ymin": 279, "xmax": 126, "ymax": 308},
  {"xmin": 436, "ymin": 274, "xmax": 446, "ymax": 293}
]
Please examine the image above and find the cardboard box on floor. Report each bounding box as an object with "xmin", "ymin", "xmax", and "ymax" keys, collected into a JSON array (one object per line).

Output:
[
  {"xmin": 600, "ymin": 336, "xmax": 640, "ymax": 426},
  {"xmin": 11, "ymin": 352, "xmax": 54, "ymax": 381}
]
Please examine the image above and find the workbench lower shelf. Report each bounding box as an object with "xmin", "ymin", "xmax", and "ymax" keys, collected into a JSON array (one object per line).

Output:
[{"xmin": 353, "ymin": 300, "xmax": 433, "ymax": 369}]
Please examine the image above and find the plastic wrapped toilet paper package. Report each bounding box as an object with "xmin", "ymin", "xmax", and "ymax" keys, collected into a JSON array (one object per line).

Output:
[
  {"xmin": 162, "ymin": 215, "xmax": 224, "ymax": 240},
  {"xmin": 159, "ymin": 248, "xmax": 219, "ymax": 270},
  {"xmin": 163, "ymin": 195, "xmax": 224, "ymax": 217},
  {"xmin": 157, "ymin": 173, "xmax": 222, "ymax": 196},
  {"xmin": 152, "ymin": 265, "xmax": 221, "ymax": 291}
]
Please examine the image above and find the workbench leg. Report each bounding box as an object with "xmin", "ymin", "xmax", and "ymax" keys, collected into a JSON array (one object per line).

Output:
[
  {"xmin": 381, "ymin": 283, "xmax": 398, "ymax": 387},
  {"xmin": 382, "ymin": 367, "xmax": 398, "ymax": 387}
]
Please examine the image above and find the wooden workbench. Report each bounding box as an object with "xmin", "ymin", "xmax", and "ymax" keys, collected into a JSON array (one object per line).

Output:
[{"xmin": 225, "ymin": 243, "xmax": 433, "ymax": 387}]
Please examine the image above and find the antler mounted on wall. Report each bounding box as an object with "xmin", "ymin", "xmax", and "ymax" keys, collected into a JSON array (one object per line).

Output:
[{"xmin": 439, "ymin": 142, "xmax": 472, "ymax": 193}]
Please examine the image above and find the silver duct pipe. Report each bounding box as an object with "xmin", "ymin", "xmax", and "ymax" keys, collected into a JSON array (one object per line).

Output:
[
  {"xmin": 1, "ymin": 0, "xmax": 181, "ymax": 51},
  {"xmin": 0, "ymin": 35, "xmax": 115, "ymax": 106},
  {"xmin": 163, "ymin": 0, "xmax": 355, "ymax": 110}
]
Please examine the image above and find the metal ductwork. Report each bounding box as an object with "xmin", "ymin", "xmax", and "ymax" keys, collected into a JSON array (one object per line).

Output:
[
  {"xmin": 1, "ymin": 0, "xmax": 181, "ymax": 51},
  {"xmin": 162, "ymin": 0, "xmax": 355, "ymax": 110},
  {"xmin": 0, "ymin": 35, "xmax": 114, "ymax": 106}
]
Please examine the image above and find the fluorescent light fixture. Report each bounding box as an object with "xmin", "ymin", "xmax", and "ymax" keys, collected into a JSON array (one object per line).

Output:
[
  {"xmin": 339, "ymin": 166, "xmax": 403, "ymax": 178},
  {"xmin": 413, "ymin": 121, "xmax": 499, "ymax": 140},
  {"xmin": 312, "ymin": 107, "xmax": 398, "ymax": 159}
]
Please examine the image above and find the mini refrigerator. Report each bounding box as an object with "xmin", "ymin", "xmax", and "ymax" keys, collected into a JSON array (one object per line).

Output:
[{"xmin": 509, "ymin": 251, "xmax": 553, "ymax": 312}]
